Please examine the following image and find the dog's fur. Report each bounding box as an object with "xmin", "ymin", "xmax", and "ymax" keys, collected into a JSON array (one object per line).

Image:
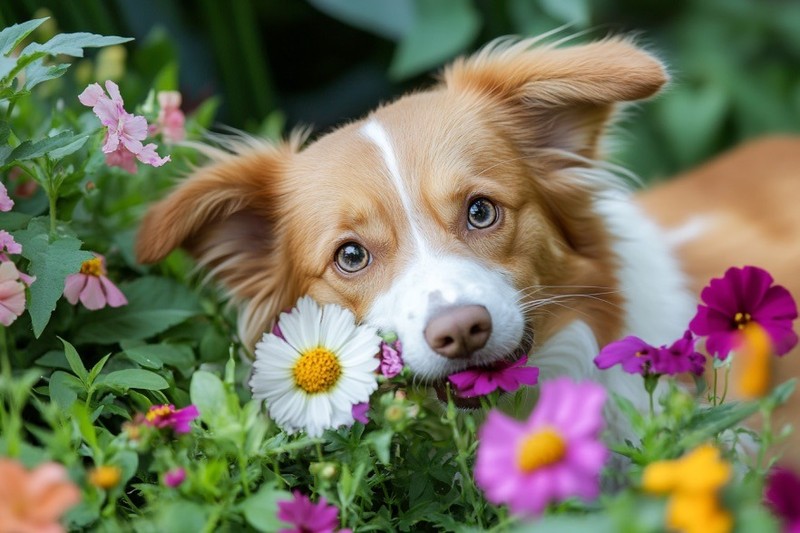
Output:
[{"xmin": 136, "ymin": 36, "xmax": 800, "ymax": 464}]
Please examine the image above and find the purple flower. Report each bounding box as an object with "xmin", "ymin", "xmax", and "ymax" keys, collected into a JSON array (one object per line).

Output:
[
  {"xmin": 163, "ymin": 467, "xmax": 186, "ymax": 488},
  {"xmin": 475, "ymin": 377, "xmax": 608, "ymax": 516},
  {"xmin": 351, "ymin": 402, "xmax": 369, "ymax": 424},
  {"xmin": 277, "ymin": 491, "xmax": 342, "ymax": 533},
  {"xmin": 448, "ymin": 354, "xmax": 539, "ymax": 398},
  {"xmin": 765, "ymin": 467, "xmax": 800, "ymax": 532},
  {"xmin": 595, "ymin": 331, "xmax": 705, "ymax": 377},
  {"xmin": 379, "ymin": 340, "xmax": 404, "ymax": 378},
  {"xmin": 144, "ymin": 404, "xmax": 199, "ymax": 434},
  {"xmin": 690, "ymin": 266, "xmax": 798, "ymax": 360}
]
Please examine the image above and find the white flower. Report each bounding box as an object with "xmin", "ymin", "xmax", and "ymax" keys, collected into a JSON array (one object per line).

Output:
[{"xmin": 249, "ymin": 296, "xmax": 381, "ymax": 437}]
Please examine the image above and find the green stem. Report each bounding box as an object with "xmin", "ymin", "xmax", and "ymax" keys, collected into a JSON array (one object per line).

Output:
[
  {"xmin": 238, "ymin": 454, "xmax": 251, "ymax": 497},
  {"xmin": 712, "ymin": 369, "xmax": 719, "ymax": 406},
  {"xmin": 719, "ymin": 366, "xmax": 731, "ymax": 404},
  {"xmin": 48, "ymin": 190, "xmax": 57, "ymax": 239},
  {"xmin": 445, "ymin": 386, "xmax": 484, "ymax": 529}
]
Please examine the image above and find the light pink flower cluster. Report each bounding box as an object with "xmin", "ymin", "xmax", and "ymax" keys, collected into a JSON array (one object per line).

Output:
[
  {"xmin": 0, "ymin": 226, "xmax": 34, "ymax": 326},
  {"xmin": 78, "ymin": 81, "xmax": 170, "ymax": 173},
  {"xmin": 155, "ymin": 91, "xmax": 186, "ymax": 144},
  {"xmin": 0, "ymin": 182, "xmax": 14, "ymax": 212},
  {"xmin": 63, "ymin": 254, "xmax": 127, "ymax": 311}
]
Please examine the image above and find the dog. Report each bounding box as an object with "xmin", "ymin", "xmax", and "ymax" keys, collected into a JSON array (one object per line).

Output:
[{"xmin": 135, "ymin": 35, "xmax": 800, "ymax": 464}]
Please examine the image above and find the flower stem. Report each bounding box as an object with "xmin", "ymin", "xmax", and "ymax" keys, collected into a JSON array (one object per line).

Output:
[
  {"xmin": 719, "ymin": 365, "xmax": 731, "ymax": 404},
  {"xmin": 48, "ymin": 190, "xmax": 58, "ymax": 239},
  {"xmin": 712, "ymin": 369, "xmax": 719, "ymax": 406},
  {"xmin": 643, "ymin": 374, "xmax": 659, "ymax": 418}
]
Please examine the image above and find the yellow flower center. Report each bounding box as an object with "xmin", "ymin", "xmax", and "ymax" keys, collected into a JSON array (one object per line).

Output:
[
  {"xmin": 733, "ymin": 311, "xmax": 752, "ymax": 330},
  {"xmin": 146, "ymin": 405, "xmax": 174, "ymax": 422},
  {"xmin": 89, "ymin": 465, "xmax": 122, "ymax": 489},
  {"xmin": 293, "ymin": 347, "xmax": 342, "ymax": 394},
  {"xmin": 516, "ymin": 427, "xmax": 566, "ymax": 472},
  {"xmin": 79, "ymin": 257, "xmax": 104, "ymax": 277}
]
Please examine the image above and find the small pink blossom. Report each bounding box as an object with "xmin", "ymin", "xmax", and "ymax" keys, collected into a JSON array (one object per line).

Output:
[
  {"xmin": 163, "ymin": 467, "xmax": 186, "ymax": 488},
  {"xmin": 63, "ymin": 254, "xmax": 127, "ymax": 311},
  {"xmin": 351, "ymin": 402, "xmax": 369, "ymax": 424},
  {"xmin": 277, "ymin": 491, "xmax": 346, "ymax": 533},
  {"xmin": 0, "ymin": 182, "xmax": 13, "ymax": 212},
  {"xmin": 0, "ymin": 231, "xmax": 21, "ymax": 255},
  {"xmin": 144, "ymin": 404, "xmax": 199, "ymax": 434},
  {"xmin": 78, "ymin": 80, "xmax": 170, "ymax": 172},
  {"xmin": 0, "ymin": 261, "xmax": 26, "ymax": 327},
  {"xmin": 379, "ymin": 340, "xmax": 404, "ymax": 378},
  {"xmin": 448, "ymin": 353, "xmax": 539, "ymax": 398},
  {"xmin": 156, "ymin": 91, "xmax": 186, "ymax": 143}
]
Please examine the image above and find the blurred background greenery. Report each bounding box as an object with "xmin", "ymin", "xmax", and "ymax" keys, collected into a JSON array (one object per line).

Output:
[{"xmin": 2, "ymin": 0, "xmax": 799, "ymax": 182}]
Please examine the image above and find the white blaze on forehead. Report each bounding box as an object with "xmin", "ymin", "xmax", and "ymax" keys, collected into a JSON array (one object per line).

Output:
[{"xmin": 361, "ymin": 119, "xmax": 428, "ymax": 251}]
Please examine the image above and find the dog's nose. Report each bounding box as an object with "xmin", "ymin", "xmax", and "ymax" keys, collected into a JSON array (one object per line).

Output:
[{"xmin": 424, "ymin": 305, "xmax": 492, "ymax": 358}]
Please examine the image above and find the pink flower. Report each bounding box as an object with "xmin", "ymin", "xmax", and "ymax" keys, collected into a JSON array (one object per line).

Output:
[
  {"xmin": 595, "ymin": 331, "xmax": 706, "ymax": 377},
  {"xmin": 0, "ymin": 261, "xmax": 26, "ymax": 327},
  {"xmin": 78, "ymin": 81, "xmax": 170, "ymax": 172},
  {"xmin": 475, "ymin": 377, "xmax": 608, "ymax": 516},
  {"xmin": 379, "ymin": 340, "xmax": 404, "ymax": 378},
  {"xmin": 0, "ymin": 182, "xmax": 13, "ymax": 212},
  {"xmin": 0, "ymin": 231, "xmax": 35, "ymax": 286},
  {"xmin": 448, "ymin": 354, "xmax": 539, "ymax": 398},
  {"xmin": 764, "ymin": 466, "xmax": 800, "ymax": 532},
  {"xmin": 163, "ymin": 467, "xmax": 186, "ymax": 488},
  {"xmin": 144, "ymin": 404, "xmax": 199, "ymax": 434},
  {"xmin": 351, "ymin": 402, "xmax": 369, "ymax": 424},
  {"xmin": 690, "ymin": 266, "xmax": 798, "ymax": 360},
  {"xmin": 156, "ymin": 91, "xmax": 186, "ymax": 143},
  {"xmin": 63, "ymin": 254, "xmax": 127, "ymax": 310},
  {"xmin": 277, "ymin": 491, "xmax": 343, "ymax": 533}
]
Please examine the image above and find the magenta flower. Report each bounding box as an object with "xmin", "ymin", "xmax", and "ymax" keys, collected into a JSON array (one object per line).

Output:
[
  {"xmin": 163, "ymin": 467, "xmax": 186, "ymax": 488},
  {"xmin": 448, "ymin": 354, "xmax": 539, "ymax": 398},
  {"xmin": 379, "ymin": 340, "xmax": 404, "ymax": 378},
  {"xmin": 277, "ymin": 491, "xmax": 343, "ymax": 533},
  {"xmin": 690, "ymin": 266, "xmax": 798, "ymax": 360},
  {"xmin": 0, "ymin": 182, "xmax": 13, "ymax": 212},
  {"xmin": 595, "ymin": 331, "xmax": 705, "ymax": 376},
  {"xmin": 144, "ymin": 404, "xmax": 199, "ymax": 434},
  {"xmin": 351, "ymin": 402, "xmax": 369, "ymax": 424},
  {"xmin": 0, "ymin": 261, "xmax": 26, "ymax": 327},
  {"xmin": 78, "ymin": 80, "xmax": 170, "ymax": 172},
  {"xmin": 765, "ymin": 467, "xmax": 800, "ymax": 532},
  {"xmin": 475, "ymin": 377, "xmax": 608, "ymax": 516},
  {"xmin": 63, "ymin": 254, "xmax": 127, "ymax": 311},
  {"xmin": 156, "ymin": 91, "xmax": 186, "ymax": 144}
]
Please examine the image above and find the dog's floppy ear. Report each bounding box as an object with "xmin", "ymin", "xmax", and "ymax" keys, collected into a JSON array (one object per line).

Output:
[
  {"xmin": 136, "ymin": 139, "xmax": 298, "ymax": 346},
  {"xmin": 444, "ymin": 36, "xmax": 668, "ymax": 159}
]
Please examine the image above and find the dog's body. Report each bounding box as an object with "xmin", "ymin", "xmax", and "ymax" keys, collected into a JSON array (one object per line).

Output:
[{"xmin": 136, "ymin": 37, "xmax": 800, "ymax": 464}]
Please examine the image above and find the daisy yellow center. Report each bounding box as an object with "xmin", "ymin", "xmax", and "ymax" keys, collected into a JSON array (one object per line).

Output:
[
  {"xmin": 293, "ymin": 347, "xmax": 342, "ymax": 394},
  {"xmin": 146, "ymin": 405, "xmax": 173, "ymax": 421},
  {"xmin": 733, "ymin": 312, "xmax": 752, "ymax": 330},
  {"xmin": 80, "ymin": 257, "xmax": 104, "ymax": 277},
  {"xmin": 516, "ymin": 427, "xmax": 566, "ymax": 472}
]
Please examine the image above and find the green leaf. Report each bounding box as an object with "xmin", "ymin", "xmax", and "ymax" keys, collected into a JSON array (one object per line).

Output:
[
  {"xmin": 48, "ymin": 135, "xmax": 89, "ymax": 160},
  {"xmin": 71, "ymin": 403, "xmax": 98, "ymax": 450},
  {"xmin": 49, "ymin": 371, "xmax": 82, "ymax": 411},
  {"xmin": 74, "ymin": 276, "xmax": 202, "ymax": 344},
  {"xmin": 0, "ymin": 211, "xmax": 32, "ymax": 232},
  {"xmin": 122, "ymin": 343, "xmax": 195, "ymax": 371},
  {"xmin": 190, "ymin": 370, "xmax": 235, "ymax": 431},
  {"xmin": 19, "ymin": 32, "xmax": 133, "ymax": 59},
  {"xmin": 14, "ymin": 220, "xmax": 93, "ymax": 337},
  {"xmin": 0, "ymin": 18, "xmax": 48, "ymax": 56},
  {"xmin": 308, "ymin": 0, "xmax": 414, "ymax": 40},
  {"xmin": 59, "ymin": 337, "xmax": 88, "ymax": 384},
  {"xmin": 86, "ymin": 354, "xmax": 111, "ymax": 386},
  {"xmin": 678, "ymin": 401, "xmax": 760, "ymax": 449},
  {"xmin": 7, "ymin": 131, "xmax": 79, "ymax": 163},
  {"xmin": 94, "ymin": 369, "xmax": 169, "ymax": 391},
  {"xmin": 242, "ymin": 485, "xmax": 293, "ymax": 532},
  {"xmin": 366, "ymin": 429, "xmax": 394, "ymax": 464},
  {"xmin": 22, "ymin": 58, "xmax": 70, "ymax": 90},
  {"xmin": 389, "ymin": 0, "xmax": 480, "ymax": 80},
  {"xmin": 0, "ymin": 120, "xmax": 8, "ymax": 144}
]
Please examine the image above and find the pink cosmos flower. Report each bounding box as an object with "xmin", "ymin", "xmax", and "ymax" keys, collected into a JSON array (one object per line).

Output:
[
  {"xmin": 379, "ymin": 339, "xmax": 404, "ymax": 378},
  {"xmin": 163, "ymin": 467, "xmax": 187, "ymax": 488},
  {"xmin": 277, "ymin": 491, "xmax": 345, "ymax": 533},
  {"xmin": 78, "ymin": 80, "xmax": 170, "ymax": 172},
  {"xmin": 595, "ymin": 331, "xmax": 706, "ymax": 376},
  {"xmin": 144, "ymin": 404, "xmax": 200, "ymax": 434},
  {"xmin": 0, "ymin": 261, "xmax": 26, "ymax": 327},
  {"xmin": 63, "ymin": 254, "xmax": 127, "ymax": 310},
  {"xmin": 475, "ymin": 377, "xmax": 608, "ymax": 516},
  {"xmin": 690, "ymin": 266, "xmax": 798, "ymax": 360},
  {"xmin": 0, "ymin": 231, "xmax": 35, "ymax": 286},
  {"xmin": 156, "ymin": 91, "xmax": 186, "ymax": 143},
  {"xmin": 0, "ymin": 182, "xmax": 13, "ymax": 212},
  {"xmin": 448, "ymin": 353, "xmax": 539, "ymax": 398},
  {"xmin": 351, "ymin": 402, "xmax": 369, "ymax": 424},
  {"xmin": 765, "ymin": 467, "xmax": 800, "ymax": 532}
]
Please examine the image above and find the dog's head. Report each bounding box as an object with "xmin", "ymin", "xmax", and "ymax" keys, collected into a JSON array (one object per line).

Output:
[{"xmin": 136, "ymin": 37, "xmax": 667, "ymax": 383}]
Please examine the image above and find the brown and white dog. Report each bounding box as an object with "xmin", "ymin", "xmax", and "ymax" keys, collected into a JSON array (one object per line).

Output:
[{"xmin": 135, "ymin": 36, "xmax": 800, "ymax": 464}]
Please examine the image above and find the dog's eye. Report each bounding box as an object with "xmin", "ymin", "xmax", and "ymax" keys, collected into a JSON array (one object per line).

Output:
[
  {"xmin": 335, "ymin": 242, "xmax": 370, "ymax": 273},
  {"xmin": 467, "ymin": 198, "xmax": 498, "ymax": 229}
]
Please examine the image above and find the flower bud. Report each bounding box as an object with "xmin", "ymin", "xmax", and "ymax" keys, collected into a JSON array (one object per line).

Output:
[{"xmin": 89, "ymin": 465, "xmax": 121, "ymax": 490}]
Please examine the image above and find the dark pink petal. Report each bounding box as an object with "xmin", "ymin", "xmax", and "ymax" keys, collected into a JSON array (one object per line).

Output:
[
  {"xmin": 755, "ymin": 285, "xmax": 798, "ymax": 323},
  {"xmin": 351, "ymin": 402, "xmax": 369, "ymax": 424},
  {"xmin": 690, "ymin": 305, "xmax": 734, "ymax": 337},
  {"xmin": 105, "ymin": 146, "xmax": 138, "ymax": 173},
  {"xmin": 163, "ymin": 467, "xmax": 186, "ymax": 488},
  {"xmin": 764, "ymin": 467, "xmax": 800, "ymax": 523},
  {"xmin": 448, "ymin": 369, "xmax": 480, "ymax": 392},
  {"xmin": 594, "ymin": 336, "xmax": 653, "ymax": 374},
  {"xmin": 704, "ymin": 331, "xmax": 740, "ymax": 361},
  {"xmin": 171, "ymin": 405, "xmax": 200, "ymax": 433},
  {"xmin": 738, "ymin": 266, "xmax": 774, "ymax": 310}
]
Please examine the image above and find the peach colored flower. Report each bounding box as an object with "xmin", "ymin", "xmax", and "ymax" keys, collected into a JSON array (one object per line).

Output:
[
  {"xmin": 156, "ymin": 91, "xmax": 186, "ymax": 143},
  {"xmin": 63, "ymin": 254, "xmax": 127, "ymax": 310},
  {"xmin": 0, "ymin": 261, "xmax": 26, "ymax": 326},
  {"xmin": 0, "ymin": 459, "xmax": 81, "ymax": 533}
]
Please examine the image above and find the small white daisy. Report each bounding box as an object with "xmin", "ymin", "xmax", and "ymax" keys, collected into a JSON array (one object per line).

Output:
[{"xmin": 249, "ymin": 296, "xmax": 381, "ymax": 437}]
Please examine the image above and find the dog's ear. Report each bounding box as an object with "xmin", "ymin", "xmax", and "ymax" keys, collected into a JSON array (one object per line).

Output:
[
  {"xmin": 443, "ymin": 36, "xmax": 668, "ymax": 159},
  {"xmin": 136, "ymin": 140, "xmax": 298, "ymax": 345}
]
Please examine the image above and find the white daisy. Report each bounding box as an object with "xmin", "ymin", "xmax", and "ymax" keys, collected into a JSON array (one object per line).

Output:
[{"xmin": 249, "ymin": 296, "xmax": 381, "ymax": 437}]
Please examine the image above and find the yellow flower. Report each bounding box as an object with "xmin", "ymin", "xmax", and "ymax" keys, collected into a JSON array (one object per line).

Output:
[
  {"xmin": 643, "ymin": 445, "xmax": 733, "ymax": 533},
  {"xmin": 89, "ymin": 465, "xmax": 122, "ymax": 490},
  {"xmin": 735, "ymin": 322, "xmax": 773, "ymax": 399}
]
